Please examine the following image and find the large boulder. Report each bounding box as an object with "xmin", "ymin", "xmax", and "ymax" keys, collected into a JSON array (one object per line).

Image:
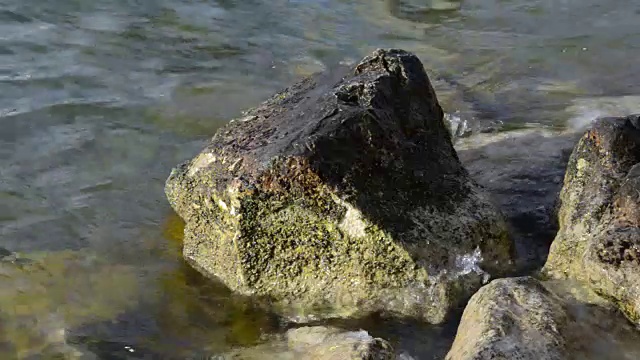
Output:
[
  {"xmin": 445, "ymin": 277, "xmax": 568, "ymax": 360},
  {"xmin": 165, "ymin": 49, "xmax": 514, "ymax": 323},
  {"xmin": 543, "ymin": 115, "xmax": 640, "ymax": 323}
]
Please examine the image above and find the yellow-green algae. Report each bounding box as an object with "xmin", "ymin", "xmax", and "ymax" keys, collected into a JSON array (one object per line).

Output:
[{"xmin": 169, "ymin": 150, "xmax": 509, "ymax": 323}]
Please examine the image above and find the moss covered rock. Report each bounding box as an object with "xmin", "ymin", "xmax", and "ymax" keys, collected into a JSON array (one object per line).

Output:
[
  {"xmin": 165, "ymin": 49, "xmax": 513, "ymax": 323},
  {"xmin": 543, "ymin": 114, "xmax": 640, "ymax": 324},
  {"xmin": 445, "ymin": 277, "xmax": 568, "ymax": 360}
]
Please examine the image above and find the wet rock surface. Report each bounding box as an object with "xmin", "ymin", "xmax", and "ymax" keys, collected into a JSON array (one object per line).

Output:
[
  {"xmin": 216, "ymin": 326, "xmax": 395, "ymax": 360},
  {"xmin": 445, "ymin": 277, "xmax": 568, "ymax": 360},
  {"xmin": 165, "ymin": 49, "xmax": 513, "ymax": 323},
  {"xmin": 446, "ymin": 276, "xmax": 640, "ymax": 360},
  {"xmin": 543, "ymin": 115, "xmax": 640, "ymax": 324}
]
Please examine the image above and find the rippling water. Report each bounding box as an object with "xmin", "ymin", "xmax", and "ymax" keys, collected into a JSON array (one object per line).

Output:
[{"xmin": 1, "ymin": 0, "xmax": 640, "ymax": 358}]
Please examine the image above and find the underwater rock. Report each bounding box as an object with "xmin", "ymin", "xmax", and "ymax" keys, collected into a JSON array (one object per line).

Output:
[
  {"xmin": 216, "ymin": 326, "xmax": 394, "ymax": 360},
  {"xmin": 165, "ymin": 48, "xmax": 513, "ymax": 323},
  {"xmin": 0, "ymin": 250, "xmax": 140, "ymax": 359},
  {"xmin": 445, "ymin": 277, "xmax": 568, "ymax": 360},
  {"xmin": 543, "ymin": 114, "xmax": 640, "ymax": 324}
]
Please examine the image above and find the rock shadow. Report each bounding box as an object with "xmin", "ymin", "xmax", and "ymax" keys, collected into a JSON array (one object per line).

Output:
[{"xmin": 456, "ymin": 129, "xmax": 582, "ymax": 273}]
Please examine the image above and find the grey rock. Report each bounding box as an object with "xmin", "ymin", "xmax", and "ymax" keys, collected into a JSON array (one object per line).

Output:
[
  {"xmin": 445, "ymin": 277, "xmax": 568, "ymax": 360},
  {"xmin": 446, "ymin": 276, "xmax": 640, "ymax": 360},
  {"xmin": 543, "ymin": 115, "xmax": 640, "ymax": 324},
  {"xmin": 216, "ymin": 326, "xmax": 395, "ymax": 360}
]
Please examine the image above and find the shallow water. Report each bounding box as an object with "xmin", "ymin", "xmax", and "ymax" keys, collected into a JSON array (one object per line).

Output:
[{"xmin": 1, "ymin": 0, "xmax": 640, "ymax": 358}]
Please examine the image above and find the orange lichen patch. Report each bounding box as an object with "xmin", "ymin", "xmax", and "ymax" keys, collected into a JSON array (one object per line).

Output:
[
  {"xmin": 587, "ymin": 128, "xmax": 602, "ymax": 148},
  {"xmin": 257, "ymin": 156, "xmax": 331, "ymax": 199},
  {"xmin": 613, "ymin": 199, "xmax": 640, "ymax": 227}
]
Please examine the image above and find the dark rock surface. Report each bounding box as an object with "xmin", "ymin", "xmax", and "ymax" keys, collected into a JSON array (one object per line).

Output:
[{"xmin": 165, "ymin": 49, "xmax": 514, "ymax": 323}]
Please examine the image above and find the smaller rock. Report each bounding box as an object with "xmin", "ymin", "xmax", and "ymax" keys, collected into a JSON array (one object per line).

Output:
[
  {"xmin": 0, "ymin": 247, "xmax": 13, "ymax": 259},
  {"xmin": 543, "ymin": 115, "xmax": 640, "ymax": 324},
  {"xmin": 445, "ymin": 277, "xmax": 568, "ymax": 360},
  {"xmin": 216, "ymin": 326, "xmax": 395, "ymax": 360},
  {"xmin": 286, "ymin": 327, "xmax": 394, "ymax": 360},
  {"xmin": 446, "ymin": 276, "xmax": 640, "ymax": 360}
]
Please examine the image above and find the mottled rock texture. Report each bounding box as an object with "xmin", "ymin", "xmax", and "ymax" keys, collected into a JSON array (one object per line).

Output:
[
  {"xmin": 165, "ymin": 49, "xmax": 513, "ymax": 323},
  {"xmin": 446, "ymin": 277, "xmax": 568, "ymax": 360},
  {"xmin": 543, "ymin": 114, "xmax": 640, "ymax": 324},
  {"xmin": 218, "ymin": 326, "xmax": 394, "ymax": 360}
]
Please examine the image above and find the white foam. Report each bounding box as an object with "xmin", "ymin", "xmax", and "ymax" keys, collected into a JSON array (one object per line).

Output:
[
  {"xmin": 444, "ymin": 112, "xmax": 469, "ymax": 141},
  {"xmin": 397, "ymin": 351, "xmax": 418, "ymax": 360},
  {"xmin": 344, "ymin": 330, "xmax": 373, "ymax": 341},
  {"xmin": 567, "ymin": 95, "xmax": 640, "ymax": 131},
  {"xmin": 454, "ymin": 246, "xmax": 485, "ymax": 277}
]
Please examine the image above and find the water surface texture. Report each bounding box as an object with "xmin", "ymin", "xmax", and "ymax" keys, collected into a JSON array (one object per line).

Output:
[{"xmin": 1, "ymin": 0, "xmax": 640, "ymax": 358}]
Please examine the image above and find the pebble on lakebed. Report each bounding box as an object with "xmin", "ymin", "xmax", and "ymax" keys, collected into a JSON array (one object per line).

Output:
[{"xmin": 215, "ymin": 326, "xmax": 395, "ymax": 360}]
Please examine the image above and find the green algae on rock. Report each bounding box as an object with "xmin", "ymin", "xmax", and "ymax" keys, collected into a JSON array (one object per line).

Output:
[
  {"xmin": 216, "ymin": 326, "xmax": 394, "ymax": 360},
  {"xmin": 165, "ymin": 48, "xmax": 514, "ymax": 323},
  {"xmin": 543, "ymin": 114, "xmax": 640, "ymax": 324},
  {"xmin": 445, "ymin": 277, "xmax": 568, "ymax": 360}
]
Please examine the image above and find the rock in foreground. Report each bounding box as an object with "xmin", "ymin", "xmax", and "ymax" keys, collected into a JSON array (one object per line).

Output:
[
  {"xmin": 218, "ymin": 326, "xmax": 394, "ymax": 360},
  {"xmin": 446, "ymin": 277, "xmax": 568, "ymax": 360},
  {"xmin": 165, "ymin": 49, "xmax": 513, "ymax": 323},
  {"xmin": 543, "ymin": 115, "xmax": 640, "ymax": 324}
]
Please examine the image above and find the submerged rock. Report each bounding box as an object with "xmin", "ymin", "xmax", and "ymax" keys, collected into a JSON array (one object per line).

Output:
[
  {"xmin": 217, "ymin": 326, "xmax": 394, "ymax": 360},
  {"xmin": 0, "ymin": 250, "xmax": 140, "ymax": 359},
  {"xmin": 543, "ymin": 115, "xmax": 640, "ymax": 324},
  {"xmin": 165, "ymin": 48, "xmax": 513, "ymax": 323},
  {"xmin": 445, "ymin": 277, "xmax": 568, "ymax": 360}
]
